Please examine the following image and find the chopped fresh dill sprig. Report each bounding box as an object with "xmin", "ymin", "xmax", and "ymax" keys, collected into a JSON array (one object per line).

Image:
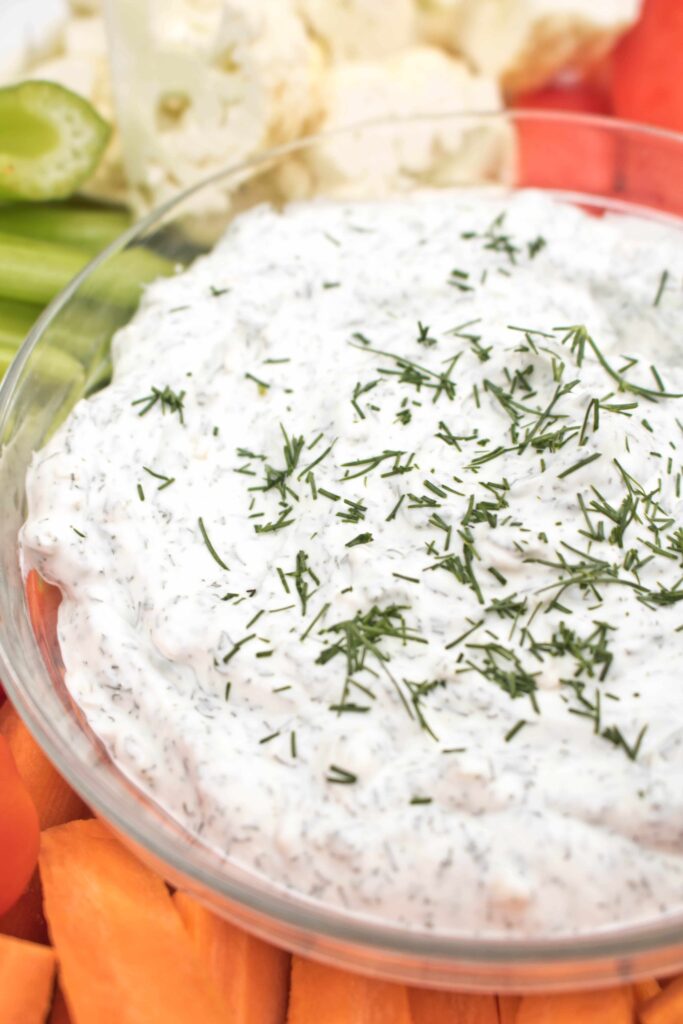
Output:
[
  {"xmin": 461, "ymin": 641, "xmax": 539, "ymax": 710},
  {"xmin": 556, "ymin": 325, "xmax": 683, "ymax": 401},
  {"xmin": 254, "ymin": 506, "xmax": 295, "ymax": 534},
  {"xmin": 487, "ymin": 594, "xmax": 528, "ymax": 620},
  {"xmin": 301, "ymin": 602, "xmax": 331, "ymax": 641},
  {"xmin": 586, "ymin": 487, "xmax": 641, "ymax": 548},
  {"xmin": 326, "ymin": 765, "xmax": 357, "ymax": 784},
  {"xmin": 287, "ymin": 550, "xmax": 320, "ymax": 615},
  {"xmin": 315, "ymin": 604, "xmax": 426, "ymax": 679},
  {"xmin": 654, "ymin": 269, "xmax": 669, "ymax": 308},
  {"xmin": 426, "ymin": 528, "xmax": 483, "ymax": 604},
  {"xmin": 341, "ymin": 449, "xmax": 415, "ymax": 481},
  {"xmin": 346, "ymin": 532, "xmax": 374, "ymax": 547},
  {"xmin": 386, "ymin": 494, "xmax": 405, "ymax": 521},
  {"xmin": 557, "ymin": 452, "xmax": 602, "ymax": 479},
  {"xmin": 448, "ymin": 268, "xmax": 474, "ymax": 292},
  {"xmin": 435, "ymin": 422, "xmax": 478, "ymax": 450},
  {"xmin": 244, "ymin": 372, "xmax": 271, "ymax": 393},
  {"xmin": 404, "ymin": 678, "xmax": 446, "ymax": 740},
  {"xmin": 350, "ymin": 338, "xmax": 461, "ymax": 404},
  {"xmin": 505, "ymin": 719, "xmax": 527, "ymax": 742},
  {"xmin": 351, "ymin": 379, "xmax": 380, "ymax": 420},
  {"xmin": 410, "ymin": 795, "xmax": 433, "ymax": 805},
  {"xmin": 462, "ymin": 212, "xmax": 519, "ymax": 262},
  {"xmin": 142, "ymin": 466, "xmax": 175, "ymax": 490},
  {"xmin": 70, "ymin": 525, "xmax": 86, "ymax": 538},
  {"xmin": 524, "ymin": 621, "xmax": 615, "ymax": 682},
  {"xmin": 222, "ymin": 632, "xmax": 256, "ymax": 664},
  {"xmin": 197, "ymin": 517, "xmax": 229, "ymax": 571},
  {"xmin": 250, "ymin": 424, "xmax": 305, "ymax": 503},
  {"xmin": 132, "ymin": 384, "xmax": 186, "ymax": 423},
  {"xmin": 416, "ymin": 321, "xmax": 438, "ymax": 346},
  {"xmin": 528, "ymin": 236, "xmax": 546, "ymax": 259},
  {"xmin": 602, "ymin": 723, "xmax": 648, "ymax": 761},
  {"xmin": 337, "ymin": 498, "xmax": 367, "ymax": 523},
  {"xmin": 297, "ymin": 440, "xmax": 336, "ymax": 480}
]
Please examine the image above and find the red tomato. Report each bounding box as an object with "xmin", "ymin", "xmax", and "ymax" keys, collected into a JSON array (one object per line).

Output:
[{"xmin": 0, "ymin": 735, "xmax": 40, "ymax": 916}]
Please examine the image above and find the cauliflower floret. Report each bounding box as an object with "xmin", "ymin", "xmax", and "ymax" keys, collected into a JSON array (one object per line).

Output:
[
  {"xmin": 296, "ymin": 0, "xmax": 416, "ymax": 61},
  {"xmin": 415, "ymin": 0, "xmax": 468, "ymax": 53},
  {"xmin": 106, "ymin": 0, "xmax": 324, "ymax": 213},
  {"xmin": 275, "ymin": 46, "xmax": 509, "ymax": 202},
  {"xmin": 423, "ymin": 0, "xmax": 642, "ymax": 95}
]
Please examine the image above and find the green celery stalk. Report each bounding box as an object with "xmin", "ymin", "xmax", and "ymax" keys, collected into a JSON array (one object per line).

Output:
[
  {"xmin": 0, "ymin": 231, "xmax": 90, "ymax": 305},
  {"xmin": 0, "ymin": 201, "xmax": 132, "ymax": 253},
  {"xmin": 0, "ymin": 81, "xmax": 110, "ymax": 201},
  {"xmin": 0, "ymin": 232, "xmax": 173, "ymax": 307},
  {"xmin": 0, "ymin": 297, "xmax": 41, "ymax": 348}
]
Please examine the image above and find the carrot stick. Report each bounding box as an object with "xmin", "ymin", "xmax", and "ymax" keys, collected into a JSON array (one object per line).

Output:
[
  {"xmin": 0, "ymin": 704, "xmax": 88, "ymax": 830},
  {"xmin": 173, "ymin": 890, "xmax": 290, "ymax": 1024},
  {"xmin": 634, "ymin": 979, "xmax": 662, "ymax": 1006},
  {"xmin": 640, "ymin": 976, "xmax": 683, "ymax": 1024},
  {"xmin": 288, "ymin": 956, "xmax": 412, "ymax": 1024},
  {"xmin": 49, "ymin": 985, "xmax": 73, "ymax": 1024},
  {"xmin": 0, "ymin": 933, "xmax": 57, "ymax": 1024},
  {"xmin": 39, "ymin": 819, "xmax": 228, "ymax": 1024},
  {"xmin": 498, "ymin": 994, "xmax": 522, "ymax": 1023},
  {"xmin": 409, "ymin": 986, "xmax": 498, "ymax": 1022},
  {"xmin": 516, "ymin": 986, "xmax": 635, "ymax": 1024}
]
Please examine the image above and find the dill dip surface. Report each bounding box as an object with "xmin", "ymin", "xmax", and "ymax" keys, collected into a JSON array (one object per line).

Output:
[{"xmin": 21, "ymin": 190, "xmax": 683, "ymax": 937}]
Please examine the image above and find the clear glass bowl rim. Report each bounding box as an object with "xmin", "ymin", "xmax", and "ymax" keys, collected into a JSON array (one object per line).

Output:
[{"xmin": 2, "ymin": 109, "xmax": 683, "ymax": 981}]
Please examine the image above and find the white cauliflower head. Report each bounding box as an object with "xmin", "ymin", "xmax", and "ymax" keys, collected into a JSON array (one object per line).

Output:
[
  {"xmin": 276, "ymin": 46, "xmax": 509, "ymax": 201},
  {"xmin": 424, "ymin": 0, "xmax": 643, "ymax": 95},
  {"xmin": 106, "ymin": 0, "xmax": 324, "ymax": 212},
  {"xmin": 296, "ymin": 0, "xmax": 416, "ymax": 61}
]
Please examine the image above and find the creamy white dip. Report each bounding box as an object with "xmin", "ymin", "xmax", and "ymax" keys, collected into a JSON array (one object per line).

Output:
[{"xmin": 22, "ymin": 191, "xmax": 683, "ymax": 936}]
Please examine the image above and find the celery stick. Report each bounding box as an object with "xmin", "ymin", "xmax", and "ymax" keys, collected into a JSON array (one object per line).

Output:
[
  {"xmin": 0, "ymin": 342, "xmax": 16, "ymax": 378},
  {"xmin": 0, "ymin": 202, "xmax": 131, "ymax": 252},
  {"xmin": 0, "ymin": 233, "xmax": 173, "ymax": 307},
  {"xmin": 0, "ymin": 297, "xmax": 41, "ymax": 348},
  {"xmin": 0, "ymin": 81, "xmax": 111, "ymax": 201},
  {"xmin": 0, "ymin": 231, "xmax": 90, "ymax": 305},
  {"xmin": 0, "ymin": 340, "xmax": 83, "ymax": 387}
]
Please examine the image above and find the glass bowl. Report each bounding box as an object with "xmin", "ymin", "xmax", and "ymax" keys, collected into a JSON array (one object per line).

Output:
[{"xmin": 2, "ymin": 111, "xmax": 683, "ymax": 993}]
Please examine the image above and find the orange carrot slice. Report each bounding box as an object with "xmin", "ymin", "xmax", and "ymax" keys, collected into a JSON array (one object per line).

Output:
[
  {"xmin": 173, "ymin": 890, "xmax": 290, "ymax": 1024},
  {"xmin": 288, "ymin": 957, "xmax": 412, "ymax": 1024},
  {"xmin": 409, "ymin": 986, "xmax": 498, "ymax": 1022},
  {"xmin": 634, "ymin": 979, "xmax": 662, "ymax": 1006},
  {"xmin": 49, "ymin": 985, "xmax": 73, "ymax": 1024},
  {"xmin": 39, "ymin": 818, "xmax": 228, "ymax": 1024},
  {"xmin": 0, "ymin": 704, "xmax": 88, "ymax": 831},
  {"xmin": 498, "ymin": 994, "xmax": 522, "ymax": 1023},
  {"xmin": 0, "ymin": 933, "xmax": 56, "ymax": 1024},
  {"xmin": 640, "ymin": 977, "xmax": 683, "ymax": 1024},
  {"xmin": 516, "ymin": 986, "xmax": 634, "ymax": 1023},
  {"xmin": 513, "ymin": 83, "xmax": 616, "ymax": 196}
]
